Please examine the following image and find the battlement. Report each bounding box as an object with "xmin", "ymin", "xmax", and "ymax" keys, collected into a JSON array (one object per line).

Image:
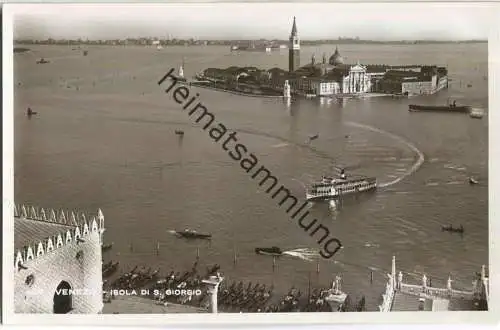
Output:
[{"xmin": 14, "ymin": 203, "xmax": 105, "ymax": 271}]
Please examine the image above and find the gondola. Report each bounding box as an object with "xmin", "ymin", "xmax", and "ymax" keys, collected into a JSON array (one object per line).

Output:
[{"xmin": 441, "ymin": 225, "xmax": 464, "ymax": 234}]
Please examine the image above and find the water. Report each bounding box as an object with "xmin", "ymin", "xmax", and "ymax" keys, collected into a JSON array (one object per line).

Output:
[{"xmin": 14, "ymin": 43, "xmax": 488, "ymax": 311}]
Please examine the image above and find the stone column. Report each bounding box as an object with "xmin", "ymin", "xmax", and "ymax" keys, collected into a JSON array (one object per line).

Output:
[{"xmin": 202, "ymin": 274, "xmax": 224, "ymax": 314}]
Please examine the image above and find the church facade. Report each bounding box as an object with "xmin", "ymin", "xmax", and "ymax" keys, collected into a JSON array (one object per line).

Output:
[{"xmin": 14, "ymin": 204, "xmax": 104, "ymax": 314}]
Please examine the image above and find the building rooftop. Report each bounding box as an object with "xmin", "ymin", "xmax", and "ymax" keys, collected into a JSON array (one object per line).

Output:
[{"xmin": 15, "ymin": 217, "xmax": 76, "ymax": 251}]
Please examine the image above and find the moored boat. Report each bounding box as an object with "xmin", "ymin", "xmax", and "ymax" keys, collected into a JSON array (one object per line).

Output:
[
  {"xmin": 409, "ymin": 104, "xmax": 471, "ymax": 113},
  {"xmin": 255, "ymin": 246, "xmax": 283, "ymax": 256},
  {"xmin": 175, "ymin": 130, "xmax": 184, "ymax": 135},
  {"xmin": 174, "ymin": 229, "xmax": 211, "ymax": 240},
  {"xmin": 306, "ymin": 169, "xmax": 377, "ymax": 201}
]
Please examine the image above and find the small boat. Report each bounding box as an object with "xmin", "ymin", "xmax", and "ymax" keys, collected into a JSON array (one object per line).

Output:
[
  {"xmin": 409, "ymin": 104, "xmax": 471, "ymax": 113},
  {"xmin": 36, "ymin": 58, "xmax": 50, "ymax": 64},
  {"xmin": 26, "ymin": 108, "xmax": 38, "ymax": 116},
  {"xmin": 102, "ymin": 243, "xmax": 113, "ymax": 252},
  {"xmin": 175, "ymin": 229, "xmax": 211, "ymax": 240},
  {"xmin": 83, "ymin": 50, "xmax": 88, "ymax": 56},
  {"xmin": 255, "ymin": 246, "xmax": 283, "ymax": 256},
  {"xmin": 441, "ymin": 225, "xmax": 464, "ymax": 234},
  {"xmin": 469, "ymin": 109, "xmax": 484, "ymax": 119},
  {"xmin": 469, "ymin": 177, "xmax": 479, "ymax": 185},
  {"xmin": 175, "ymin": 130, "xmax": 184, "ymax": 135},
  {"xmin": 309, "ymin": 134, "xmax": 319, "ymax": 141}
]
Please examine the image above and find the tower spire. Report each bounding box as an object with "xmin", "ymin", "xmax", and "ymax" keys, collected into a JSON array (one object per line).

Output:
[{"xmin": 291, "ymin": 16, "xmax": 298, "ymax": 36}]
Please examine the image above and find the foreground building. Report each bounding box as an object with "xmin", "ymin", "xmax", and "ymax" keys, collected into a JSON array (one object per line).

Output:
[
  {"xmin": 14, "ymin": 204, "xmax": 104, "ymax": 314},
  {"xmin": 378, "ymin": 256, "xmax": 488, "ymax": 312}
]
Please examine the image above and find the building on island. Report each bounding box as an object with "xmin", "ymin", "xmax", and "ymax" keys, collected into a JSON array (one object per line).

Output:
[
  {"xmin": 195, "ymin": 17, "xmax": 449, "ymax": 98},
  {"xmin": 378, "ymin": 256, "xmax": 488, "ymax": 312},
  {"xmin": 14, "ymin": 204, "xmax": 105, "ymax": 314}
]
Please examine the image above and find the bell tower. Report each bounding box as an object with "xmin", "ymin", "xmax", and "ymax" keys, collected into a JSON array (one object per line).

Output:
[{"xmin": 288, "ymin": 16, "xmax": 300, "ymax": 72}]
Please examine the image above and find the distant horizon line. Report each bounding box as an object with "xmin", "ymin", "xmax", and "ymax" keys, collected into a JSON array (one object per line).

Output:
[{"xmin": 14, "ymin": 37, "xmax": 488, "ymax": 43}]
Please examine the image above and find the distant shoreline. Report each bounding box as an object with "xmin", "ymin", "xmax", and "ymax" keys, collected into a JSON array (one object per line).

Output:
[{"xmin": 14, "ymin": 40, "xmax": 487, "ymax": 47}]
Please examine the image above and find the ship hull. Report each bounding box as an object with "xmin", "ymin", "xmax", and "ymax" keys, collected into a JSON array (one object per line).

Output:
[
  {"xmin": 306, "ymin": 185, "xmax": 377, "ymax": 201},
  {"xmin": 409, "ymin": 104, "xmax": 471, "ymax": 113}
]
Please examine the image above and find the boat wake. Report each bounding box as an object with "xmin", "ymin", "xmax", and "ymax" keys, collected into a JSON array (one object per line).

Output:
[
  {"xmin": 345, "ymin": 122, "xmax": 425, "ymax": 188},
  {"xmin": 271, "ymin": 142, "xmax": 290, "ymax": 148},
  {"xmin": 281, "ymin": 248, "xmax": 321, "ymax": 261}
]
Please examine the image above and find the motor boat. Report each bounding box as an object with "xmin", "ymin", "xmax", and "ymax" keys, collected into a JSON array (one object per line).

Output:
[
  {"xmin": 469, "ymin": 177, "xmax": 479, "ymax": 185},
  {"xmin": 175, "ymin": 130, "xmax": 184, "ymax": 135},
  {"xmin": 255, "ymin": 246, "xmax": 283, "ymax": 256},
  {"xmin": 36, "ymin": 58, "xmax": 50, "ymax": 64},
  {"xmin": 441, "ymin": 225, "xmax": 464, "ymax": 234},
  {"xmin": 175, "ymin": 229, "xmax": 211, "ymax": 240},
  {"xmin": 309, "ymin": 134, "xmax": 319, "ymax": 141}
]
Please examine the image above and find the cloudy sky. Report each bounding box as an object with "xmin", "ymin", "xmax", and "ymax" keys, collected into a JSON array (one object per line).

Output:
[{"xmin": 12, "ymin": 2, "xmax": 494, "ymax": 41}]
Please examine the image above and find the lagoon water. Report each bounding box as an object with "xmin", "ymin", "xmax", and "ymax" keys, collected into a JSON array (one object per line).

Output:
[{"xmin": 14, "ymin": 43, "xmax": 488, "ymax": 311}]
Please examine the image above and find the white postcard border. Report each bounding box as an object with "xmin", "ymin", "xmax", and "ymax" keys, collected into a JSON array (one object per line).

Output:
[{"xmin": 2, "ymin": 2, "xmax": 499, "ymax": 326}]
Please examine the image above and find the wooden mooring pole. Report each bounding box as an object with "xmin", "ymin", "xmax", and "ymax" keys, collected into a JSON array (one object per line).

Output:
[
  {"xmin": 196, "ymin": 247, "xmax": 200, "ymax": 260},
  {"xmin": 156, "ymin": 242, "xmax": 160, "ymax": 256},
  {"xmin": 272, "ymin": 256, "xmax": 276, "ymax": 271},
  {"xmin": 316, "ymin": 261, "xmax": 320, "ymax": 274}
]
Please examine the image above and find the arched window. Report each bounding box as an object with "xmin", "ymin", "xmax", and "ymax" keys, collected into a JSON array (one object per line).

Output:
[{"xmin": 53, "ymin": 281, "xmax": 72, "ymax": 313}]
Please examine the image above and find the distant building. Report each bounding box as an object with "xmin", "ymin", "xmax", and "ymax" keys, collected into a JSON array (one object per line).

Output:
[{"xmin": 198, "ymin": 17, "xmax": 449, "ymax": 97}]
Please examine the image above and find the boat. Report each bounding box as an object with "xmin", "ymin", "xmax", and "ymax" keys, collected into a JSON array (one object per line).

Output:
[
  {"xmin": 175, "ymin": 130, "xmax": 184, "ymax": 135},
  {"xmin": 255, "ymin": 246, "xmax": 283, "ymax": 256},
  {"xmin": 174, "ymin": 229, "xmax": 212, "ymax": 240},
  {"xmin": 469, "ymin": 177, "xmax": 479, "ymax": 185},
  {"xmin": 309, "ymin": 134, "xmax": 319, "ymax": 141},
  {"xmin": 469, "ymin": 109, "xmax": 484, "ymax": 119},
  {"xmin": 441, "ymin": 225, "xmax": 464, "ymax": 234},
  {"xmin": 408, "ymin": 104, "xmax": 471, "ymax": 113},
  {"xmin": 36, "ymin": 58, "xmax": 50, "ymax": 64},
  {"xmin": 306, "ymin": 169, "xmax": 377, "ymax": 201},
  {"xmin": 102, "ymin": 243, "xmax": 113, "ymax": 252},
  {"xmin": 26, "ymin": 108, "xmax": 38, "ymax": 116},
  {"xmin": 83, "ymin": 50, "xmax": 88, "ymax": 56}
]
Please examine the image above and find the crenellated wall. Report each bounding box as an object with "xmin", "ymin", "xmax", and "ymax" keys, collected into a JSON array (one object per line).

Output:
[{"xmin": 14, "ymin": 204, "xmax": 104, "ymax": 314}]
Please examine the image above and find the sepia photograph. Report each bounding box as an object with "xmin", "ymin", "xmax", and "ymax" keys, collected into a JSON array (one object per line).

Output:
[{"xmin": 2, "ymin": 1, "xmax": 498, "ymax": 325}]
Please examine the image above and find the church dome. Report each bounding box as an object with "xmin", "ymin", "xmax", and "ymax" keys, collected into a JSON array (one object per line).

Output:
[{"xmin": 329, "ymin": 47, "xmax": 344, "ymax": 66}]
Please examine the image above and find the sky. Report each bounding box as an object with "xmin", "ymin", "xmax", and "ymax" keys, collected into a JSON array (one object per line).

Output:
[{"xmin": 11, "ymin": 2, "xmax": 495, "ymax": 41}]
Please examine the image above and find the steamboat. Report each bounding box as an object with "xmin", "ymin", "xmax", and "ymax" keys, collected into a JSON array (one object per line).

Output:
[{"xmin": 305, "ymin": 169, "xmax": 377, "ymax": 201}]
